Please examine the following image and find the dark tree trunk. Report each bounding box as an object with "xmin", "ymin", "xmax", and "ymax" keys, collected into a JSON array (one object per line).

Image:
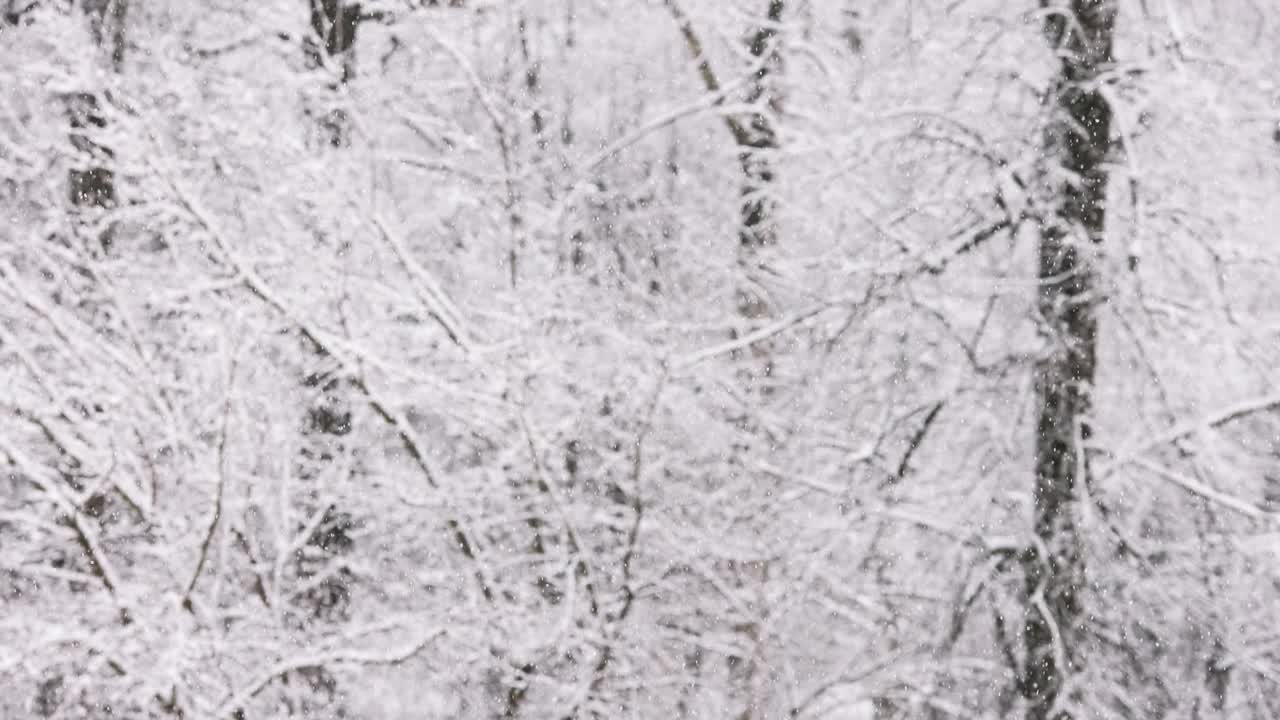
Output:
[
  {"xmin": 664, "ymin": 0, "xmax": 784, "ymax": 319},
  {"xmin": 66, "ymin": 92, "xmax": 115, "ymax": 211},
  {"xmin": 735, "ymin": 0, "xmax": 783, "ymax": 319},
  {"xmin": 1021, "ymin": 2, "xmax": 1115, "ymax": 719},
  {"xmin": 739, "ymin": 0, "xmax": 783, "ymax": 248},
  {"xmin": 68, "ymin": 0, "xmax": 128, "ymax": 247},
  {"xmin": 83, "ymin": 0, "xmax": 127, "ymax": 70},
  {"xmin": 1201, "ymin": 636, "xmax": 1230, "ymax": 716},
  {"xmin": 305, "ymin": 0, "xmax": 362, "ymax": 147},
  {"xmin": 517, "ymin": 13, "xmax": 548, "ymax": 151}
]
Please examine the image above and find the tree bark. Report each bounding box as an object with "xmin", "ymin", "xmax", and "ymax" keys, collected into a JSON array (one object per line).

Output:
[
  {"xmin": 67, "ymin": 92, "xmax": 115, "ymax": 212},
  {"xmin": 664, "ymin": 0, "xmax": 783, "ymax": 319},
  {"xmin": 735, "ymin": 0, "xmax": 782, "ymax": 319},
  {"xmin": 68, "ymin": 0, "xmax": 128, "ymax": 240},
  {"xmin": 305, "ymin": 0, "xmax": 362, "ymax": 147},
  {"xmin": 83, "ymin": 0, "xmax": 127, "ymax": 70},
  {"xmin": 1021, "ymin": 3, "xmax": 1114, "ymax": 720}
]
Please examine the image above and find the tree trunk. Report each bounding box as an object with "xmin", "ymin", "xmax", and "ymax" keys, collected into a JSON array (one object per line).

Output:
[
  {"xmin": 305, "ymin": 0, "xmax": 362, "ymax": 147},
  {"xmin": 664, "ymin": 0, "xmax": 783, "ymax": 319},
  {"xmin": 67, "ymin": 92, "xmax": 115, "ymax": 212},
  {"xmin": 68, "ymin": 0, "xmax": 128, "ymax": 245},
  {"xmin": 83, "ymin": 0, "xmax": 127, "ymax": 70},
  {"xmin": 1021, "ymin": 2, "xmax": 1114, "ymax": 719},
  {"xmin": 735, "ymin": 0, "xmax": 783, "ymax": 319}
]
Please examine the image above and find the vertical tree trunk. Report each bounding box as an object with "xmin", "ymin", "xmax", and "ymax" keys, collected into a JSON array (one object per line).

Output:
[
  {"xmin": 1021, "ymin": 2, "xmax": 1114, "ymax": 719},
  {"xmin": 1201, "ymin": 635, "xmax": 1230, "ymax": 716},
  {"xmin": 663, "ymin": 0, "xmax": 783, "ymax": 318},
  {"xmin": 740, "ymin": 5, "xmax": 784, "ymax": 223},
  {"xmin": 83, "ymin": 0, "xmax": 127, "ymax": 70},
  {"xmin": 67, "ymin": 92, "xmax": 115, "ymax": 211},
  {"xmin": 68, "ymin": 0, "xmax": 128, "ymax": 247},
  {"xmin": 305, "ymin": 0, "xmax": 362, "ymax": 147},
  {"xmin": 517, "ymin": 13, "xmax": 548, "ymax": 151},
  {"xmin": 735, "ymin": 0, "xmax": 782, "ymax": 319},
  {"xmin": 560, "ymin": 0, "xmax": 576, "ymax": 147},
  {"xmin": 662, "ymin": 8, "xmax": 786, "ymax": 713}
]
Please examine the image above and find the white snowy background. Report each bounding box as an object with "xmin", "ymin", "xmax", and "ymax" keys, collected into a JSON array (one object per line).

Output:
[{"xmin": 2, "ymin": 1, "xmax": 1280, "ymax": 718}]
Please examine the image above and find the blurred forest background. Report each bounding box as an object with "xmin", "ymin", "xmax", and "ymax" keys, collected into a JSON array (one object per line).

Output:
[{"xmin": 3, "ymin": 0, "xmax": 1280, "ymax": 718}]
